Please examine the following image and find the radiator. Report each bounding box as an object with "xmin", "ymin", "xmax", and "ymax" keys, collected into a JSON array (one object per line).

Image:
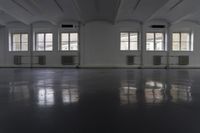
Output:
[
  {"xmin": 153, "ymin": 56, "xmax": 162, "ymax": 65},
  {"xmin": 178, "ymin": 56, "xmax": 189, "ymax": 65},
  {"xmin": 61, "ymin": 56, "xmax": 75, "ymax": 65},
  {"xmin": 127, "ymin": 56, "xmax": 135, "ymax": 65},
  {"xmin": 38, "ymin": 56, "xmax": 46, "ymax": 65},
  {"xmin": 14, "ymin": 56, "xmax": 22, "ymax": 65}
]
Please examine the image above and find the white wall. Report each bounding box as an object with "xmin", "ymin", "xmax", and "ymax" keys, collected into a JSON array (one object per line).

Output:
[{"xmin": 0, "ymin": 20, "xmax": 200, "ymax": 68}]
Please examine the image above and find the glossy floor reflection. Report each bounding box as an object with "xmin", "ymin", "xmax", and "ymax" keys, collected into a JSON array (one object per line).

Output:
[{"xmin": 0, "ymin": 68, "xmax": 200, "ymax": 133}]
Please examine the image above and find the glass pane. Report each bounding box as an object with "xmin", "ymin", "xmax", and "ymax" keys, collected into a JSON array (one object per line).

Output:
[
  {"xmin": 181, "ymin": 42, "xmax": 190, "ymax": 51},
  {"xmin": 45, "ymin": 42, "xmax": 53, "ymax": 51},
  {"xmin": 121, "ymin": 33, "xmax": 128, "ymax": 41},
  {"xmin": 146, "ymin": 33, "xmax": 154, "ymax": 42},
  {"xmin": 61, "ymin": 33, "xmax": 68, "ymax": 42},
  {"xmin": 181, "ymin": 33, "xmax": 190, "ymax": 42},
  {"xmin": 146, "ymin": 42, "xmax": 154, "ymax": 51},
  {"xmin": 120, "ymin": 42, "xmax": 128, "ymax": 50},
  {"xmin": 173, "ymin": 33, "xmax": 180, "ymax": 42},
  {"xmin": 130, "ymin": 42, "xmax": 138, "ymax": 50},
  {"xmin": 61, "ymin": 42, "xmax": 69, "ymax": 51},
  {"xmin": 70, "ymin": 42, "xmax": 78, "ymax": 51},
  {"xmin": 21, "ymin": 43, "xmax": 28, "ymax": 51},
  {"xmin": 45, "ymin": 33, "xmax": 53, "ymax": 42},
  {"xmin": 130, "ymin": 33, "xmax": 138, "ymax": 41},
  {"xmin": 13, "ymin": 34, "xmax": 20, "ymax": 43},
  {"xmin": 172, "ymin": 42, "xmax": 180, "ymax": 51},
  {"xmin": 22, "ymin": 34, "xmax": 28, "ymax": 43},
  {"xmin": 70, "ymin": 33, "xmax": 78, "ymax": 41},
  {"xmin": 13, "ymin": 42, "xmax": 20, "ymax": 51},
  {"xmin": 37, "ymin": 42, "xmax": 44, "ymax": 51},
  {"xmin": 155, "ymin": 33, "xmax": 164, "ymax": 42},
  {"xmin": 36, "ymin": 33, "xmax": 44, "ymax": 42},
  {"xmin": 155, "ymin": 41, "xmax": 164, "ymax": 51}
]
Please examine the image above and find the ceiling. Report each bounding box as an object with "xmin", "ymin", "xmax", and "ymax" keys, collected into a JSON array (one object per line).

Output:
[{"xmin": 0, "ymin": 0, "xmax": 199, "ymax": 25}]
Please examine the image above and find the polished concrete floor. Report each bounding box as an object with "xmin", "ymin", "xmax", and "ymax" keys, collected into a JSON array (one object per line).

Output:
[{"xmin": 0, "ymin": 68, "xmax": 200, "ymax": 133}]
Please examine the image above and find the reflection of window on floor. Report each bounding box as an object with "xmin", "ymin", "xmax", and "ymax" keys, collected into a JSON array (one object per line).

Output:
[
  {"xmin": 120, "ymin": 80, "xmax": 137, "ymax": 104},
  {"xmin": 9, "ymin": 81, "xmax": 30, "ymax": 101},
  {"xmin": 38, "ymin": 87, "xmax": 55, "ymax": 106},
  {"xmin": 145, "ymin": 81, "xmax": 165, "ymax": 104},
  {"xmin": 36, "ymin": 79, "xmax": 54, "ymax": 87},
  {"xmin": 62, "ymin": 88, "xmax": 79, "ymax": 104},
  {"xmin": 170, "ymin": 84, "xmax": 192, "ymax": 102}
]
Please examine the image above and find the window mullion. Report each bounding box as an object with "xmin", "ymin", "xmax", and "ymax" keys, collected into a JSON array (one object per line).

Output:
[
  {"xmin": 189, "ymin": 33, "xmax": 191, "ymax": 51},
  {"xmin": 43, "ymin": 33, "xmax": 46, "ymax": 51},
  {"xmin": 180, "ymin": 33, "xmax": 182, "ymax": 51},
  {"xmin": 154, "ymin": 33, "xmax": 156, "ymax": 51},
  {"xmin": 11, "ymin": 33, "xmax": 13, "ymax": 51},
  {"xmin": 163, "ymin": 33, "xmax": 165, "ymax": 51},
  {"xmin": 69, "ymin": 33, "xmax": 70, "ymax": 51},
  {"xmin": 20, "ymin": 34, "xmax": 22, "ymax": 51},
  {"xmin": 128, "ymin": 32, "xmax": 130, "ymax": 50},
  {"xmin": 137, "ymin": 32, "xmax": 139, "ymax": 50}
]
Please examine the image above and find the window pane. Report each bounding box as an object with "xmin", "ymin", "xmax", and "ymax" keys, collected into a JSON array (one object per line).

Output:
[
  {"xmin": 70, "ymin": 33, "xmax": 78, "ymax": 41},
  {"xmin": 45, "ymin": 42, "xmax": 53, "ymax": 51},
  {"xmin": 61, "ymin": 42, "xmax": 69, "ymax": 51},
  {"xmin": 181, "ymin": 42, "xmax": 190, "ymax": 51},
  {"xmin": 121, "ymin": 33, "xmax": 128, "ymax": 41},
  {"xmin": 146, "ymin": 33, "xmax": 154, "ymax": 42},
  {"xmin": 61, "ymin": 33, "xmax": 68, "ymax": 42},
  {"xmin": 22, "ymin": 34, "xmax": 28, "ymax": 43},
  {"xmin": 173, "ymin": 33, "xmax": 180, "ymax": 42},
  {"xmin": 155, "ymin": 33, "xmax": 163, "ymax": 42},
  {"xmin": 181, "ymin": 33, "xmax": 190, "ymax": 42},
  {"xmin": 130, "ymin": 33, "xmax": 138, "ymax": 41},
  {"xmin": 21, "ymin": 43, "xmax": 28, "ymax": 51},
  {"xmin": 130, "ymin": 42, "xmax": 138, "ymax": 50},
  {"xmin": 172, "ymin": 42, "xmax": 180, "ymax": 51},
  {"xmin": 13, "ymin": 42, "xmax": 20, "ymax": 51},
  {"xmin": 70, "ymin": 41, "xmax": 78, "ymax": 51},
  {"xmin": 146, "ymin": 42, "xmax": 154, "ymax": 51},
  {"xmin": 37, "ymin": 42, "xmax": 44, "ymax": 51},
  {"xmin": 13, "ymin": 34, "xmax": 20, "ymax": 43},
  {"xmin": 45, "ymin": 33, "xmax": 53, "ymax": 42},
  {"xmin": 36, "ymin": 34, "xmax": 44, "ymax": 42},
  {"xmin": 155, "ymin": 41, "xmax": 164, "ymax": 51},
  {"xmin": 120, "ymin": 42, "xmax": 128, "ymax": 50},
  {"xmin": 146, "ymin": 33, "xmax": 154, "ymax": 51}
]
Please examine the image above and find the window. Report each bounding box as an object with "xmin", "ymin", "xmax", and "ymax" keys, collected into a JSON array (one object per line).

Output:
[
  {"xmin": 120, "ymin": 32, "xmax": 138, "ymax": 51},
  {"xmin": 10, "ymin": 33, "xmax": 28, "ymax": 51},
  {"xmin": 172, "ymin": 33, "xmax": 193, "ymax": 51},
  {"xmin": 35, "ymin": 33, "xmax": 53, "ymax": 51},
  {"xmin": 146, "ymin": 33, "xmax": 165, "ymax": 51},
  {"xmin": 60, "ymin": 33, "xmax": 78, "ymax": 51}
]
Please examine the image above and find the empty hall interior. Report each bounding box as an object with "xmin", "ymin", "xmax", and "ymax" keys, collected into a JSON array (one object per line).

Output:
[{"xmin": 1, "ymin": 0, "xmax": 200, "ymax": 133}]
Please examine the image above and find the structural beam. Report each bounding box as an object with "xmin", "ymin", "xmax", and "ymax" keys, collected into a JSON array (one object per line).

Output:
[
  {"xmin": 145, "ymin": 0, "xmax": 171, "ymax": 22},
  {"xmin": 113, "ymin": 0, "xmax": 124, "ymax": 24},
  {"xmin": 0, "ymin": 0, "xmax": 33, "ymax": 25},
  {"xmin": 71, "ymin": 0, "xmax": 85, "ymax": 23}
]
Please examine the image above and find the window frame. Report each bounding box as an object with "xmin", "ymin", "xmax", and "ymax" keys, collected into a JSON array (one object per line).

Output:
[
  {"xmin": 146, "ymin": 32, "xmax": 166, "ymax": 51},
  {"xmin": 120, "ymin": 32, "xmax": 139, "ymax": 51},
  {"xmin": 60, "ymin": 32, "xmax": 79, "ymax": 51},
  {"xmin": 10, "ymin": 33, "xmax": 29, "ymax": 52},
  {"xmin": 172, "ymin": 32, "xmax": 193, "ymax": 52},
  {"xmin": 34, "ymin": 32, "xmax": 53, "ymax": 52}
]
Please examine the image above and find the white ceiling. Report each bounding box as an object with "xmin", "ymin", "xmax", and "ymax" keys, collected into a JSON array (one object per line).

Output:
[{"xmin": 0, "ymin": 0, "xmax": 199, "ymax": 25}]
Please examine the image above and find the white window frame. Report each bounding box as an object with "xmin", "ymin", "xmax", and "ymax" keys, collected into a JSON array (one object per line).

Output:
[
  {"xmin": 146, "ymin": 32, "xmax": 166, "ymax": 51},
  {"xmin": 9, "ymin": 33, "xmax": 29, "ymax": 52},
  {"xmin": 34, "ymin": 32, "xmax": 53, "ymax": 51},
  {"xmin": 120, "ymin": 32, "xmax": 139, "ymax": 51},
  {"xmin": 60, "ymin": 32, "xmax": 79, "ymax": 51},
  {"xmin": 172, "ymin": 32, "xmax": 193, "ymax": 51}
]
